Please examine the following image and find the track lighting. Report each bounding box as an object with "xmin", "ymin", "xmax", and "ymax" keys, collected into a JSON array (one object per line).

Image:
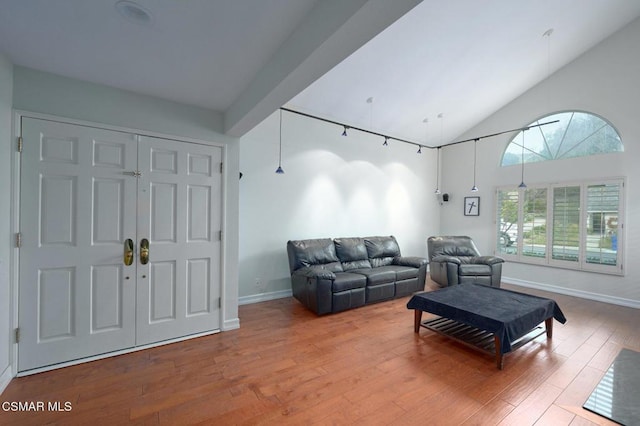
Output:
[
  {"xmin": 342, "ymin": 126, "xmax": 348, "ymax": 136},
  {"xmin": 275, "ymin": 110, "xmax": 285, "ymax": 174},
  {"xmin": 417, "ymin": 146, "xmax": 422, "ymax": 154},
  {"xmin": 383, "ymin": 137, "xmax": 389, "ymax": 146}
]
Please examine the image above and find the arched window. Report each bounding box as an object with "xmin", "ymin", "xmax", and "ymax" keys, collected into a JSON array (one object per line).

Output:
[{"xmin": 501, "ymin": 111, "xmax": 623, "ymax": 166}]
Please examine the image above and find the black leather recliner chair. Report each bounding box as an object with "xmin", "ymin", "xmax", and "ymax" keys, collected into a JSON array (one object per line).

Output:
[{"xmin": 427, "ymin": 236, "xmax": 504, "ymax": 288}]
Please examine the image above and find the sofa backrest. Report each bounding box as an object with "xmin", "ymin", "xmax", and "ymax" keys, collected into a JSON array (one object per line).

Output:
[
  {"xmin": 427, "ymin": 235, "xmax": 480, "ymax": 261},
  {"xmin": 334, "ymin": 237, "xmax": 371, "ymax": 271},
  {"xmin": 364, "ymin": 236, "xmax": 401, "ymax": 267},
  {"xmin": 287, "ymin": 236, "xmax": 403, "ymax": 274},
  {"xmin": 286, "ymin": 238, "xmax": 344, "ymax": 273}
]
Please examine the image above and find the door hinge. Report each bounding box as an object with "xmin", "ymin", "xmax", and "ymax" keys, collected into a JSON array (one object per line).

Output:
[
  {"xmin": 15, "ymin": 328, "xmax": 20, "ymax": 343},
  {"xmin": 218, "ymin": 297, "xmax": 222, "ymax": 308},
  {"xmin": 17, "ymin": 136, "xmax": 23, "ymax": 153},
  {"xmin": 15, "ymin": 232, "xmax": 22, "ymax": 248},
  {"xmin": 218, "ymin": 230, "xmax": 223, "ymax": 241},
  {"xmin": 219, "ymin": 162, "xmax": 223, "ymax": 174}
]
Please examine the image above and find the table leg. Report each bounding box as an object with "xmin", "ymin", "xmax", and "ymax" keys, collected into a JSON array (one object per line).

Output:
[
  {"xmin": 545, "ymin": 317, "xmax": 553, "ymax": 338},
  {"xmin": 414, "ymin": 309, "xmax": 423, "ymax": 333},
  {"xmin": 494, "ymin": 335, "xmax": 503, "ymax": 370}
]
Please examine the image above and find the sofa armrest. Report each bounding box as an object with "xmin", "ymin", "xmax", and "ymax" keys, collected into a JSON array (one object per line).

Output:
[
  {"xmin": 393, "ymin": 256, "xmax": 427, "ymax": 268},
  {"xmin": 431, "ymin": 255, "xmax": 462, "ymax": 265},
  {"xmin": 292, "ymin": 266, "xmax": 336, "ymax": 280},
  {"xmin": 471, "ymin": 256, "xmax": 505, "ymax": 266}
]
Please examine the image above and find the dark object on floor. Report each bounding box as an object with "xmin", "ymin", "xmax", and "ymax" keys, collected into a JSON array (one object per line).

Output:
[
  {"xmin": 427, "ymin": 235, "xmax": 504, "ymax": 288},
  {"xmin": 583, "ymin": 348, "xmax": 640, "ymax": 425},
  {"xmin": 287, "ymin": 236, "xmax": 427, "ymax": 315},
  {"xmin": 407, "ymin": 283, "xmax": 566, "ymax": 369}
]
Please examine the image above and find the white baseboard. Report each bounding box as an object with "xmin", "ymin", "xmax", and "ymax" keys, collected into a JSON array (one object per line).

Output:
[
  {"xmin": 222, "ymin": 318, "xmax": 240, "ymax": 331},
  {"xmin": 239, "ymin": 289, "xmax": 292, "ymax": 305},
  {"xmin": 0, "ymin": 364, "xmax": 13, "ymax": 396},
  {"xmin": 503, "ymin": 277, "xmax": 640, "ymax": 309}
]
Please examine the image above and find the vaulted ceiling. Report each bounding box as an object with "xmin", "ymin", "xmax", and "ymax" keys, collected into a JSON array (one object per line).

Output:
[{"xmin": 2, "ymin": 0, "xmax": 640, "ymax": 146}]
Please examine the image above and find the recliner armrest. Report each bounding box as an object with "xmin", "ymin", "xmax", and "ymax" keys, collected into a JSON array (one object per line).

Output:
[
  {"xmin": 431, "ymin": 255, "xmax": 461, "ymax": 265},
  {"xmin": 393, "ymin": 256, "xmax": 427, "ymax": 268},
  {"xmin": 471, "ymin": 255, "xmax": 505, "ymax": 265},
  {"xmin": 292, "ymin": 266, "xmax": 336, "ymax": 280}
]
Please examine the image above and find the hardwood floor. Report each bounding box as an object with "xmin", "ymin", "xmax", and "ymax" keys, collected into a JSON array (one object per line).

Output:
[{"xmin": 1, "ymin": 280, "xmax": 637, "ymax": 425}]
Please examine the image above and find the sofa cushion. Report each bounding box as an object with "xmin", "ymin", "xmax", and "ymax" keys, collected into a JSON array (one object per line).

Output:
[
  {"xmin": 383, "ymin": 265, "xmax": 418, "ymax": 281},
  {"xmin": 364, "ymin": 236, "xmax": 401, "ymax": 258},
  {"xmin": 332, "ymin": 272, "xmax": 367, "ymax": 292},
  {"xmin": 334, "ymin": 237, "xmax": 372, "ymax": 271},
  {"xmin": 350, "ymin": 268, "xmax": 396, "ymax": 285},
  {"xmin": 287, "ymin": 239, "xmax": 343, "ymax": 272},
  {"xmin": 459, "ymin": 264, "xmax": 492, "ymax": 276},
  {"xmin": 365, "ymin": 236, "xmax": 400, "ymax": 267}
]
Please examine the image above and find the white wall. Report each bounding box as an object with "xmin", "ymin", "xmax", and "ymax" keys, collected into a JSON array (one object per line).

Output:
[
  {"xmin": 0, "ymin": 54, "xmax": 13, "ymax": 393},
  {"xmin": 239, "ymin": 110, "xmax": 440, "ymax": 299},
  {"xmin": 439, "ymin": 17, "xmax": 640, "ymax": 305},
  {"xmin": 12, "ymin": 66, "xmax": 241, "ymax": 330}
]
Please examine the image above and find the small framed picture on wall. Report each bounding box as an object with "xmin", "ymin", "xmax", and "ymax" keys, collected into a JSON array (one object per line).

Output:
[{"xmin": 464, "ymin": 196, "xmax": 480, "ymax": 216}]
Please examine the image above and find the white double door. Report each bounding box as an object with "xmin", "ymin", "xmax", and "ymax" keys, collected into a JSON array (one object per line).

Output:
[{"xmin": 18, "ymin": 117, "xmax": 222, "ymax": 371}]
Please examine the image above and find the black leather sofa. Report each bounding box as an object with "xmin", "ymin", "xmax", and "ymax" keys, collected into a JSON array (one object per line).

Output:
[
  {"xmin": 287, "ymin": 236, "xmax": 428, "ymax": 315},
  {"xmin": 427, "ymin": 235, "xmax": 504, "ymax": 288}
]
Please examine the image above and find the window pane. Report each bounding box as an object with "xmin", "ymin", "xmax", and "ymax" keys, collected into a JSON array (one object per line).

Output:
[
  {"xmin": 497, "ymin": 189, "xmax": 518, "ymax": 255},
  {"xmin": 501, "ymin": 111, "xmax": 623, "ymax": 166},
  {"xmin": 552, "ymin": 186, "xmax": 580, "ymax": 262},
  {"xmin": 585, "ymin": 183, "xmax": 620, "ymax": 266},
  {"xmin": 523, "ymin": 188, "xmax": 547, "ymax": 259}
]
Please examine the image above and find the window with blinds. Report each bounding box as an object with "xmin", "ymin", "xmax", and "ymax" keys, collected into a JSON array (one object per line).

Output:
[
  {"xmin": 552, "ymin": 186, "xmax": 580, "ymax": 262},
  {"xmin": 523, "ymin": 188, "xmax": 547, "ymax": 259},
  {"xmin": 585, "ymin": 183, "xmax": 620, "ymax": 266},
  {"xmin": 495, "ymin": 179, "xmax": 623, "ymax": 275}
]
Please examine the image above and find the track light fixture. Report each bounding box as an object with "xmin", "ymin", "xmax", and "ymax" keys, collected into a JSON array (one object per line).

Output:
[
  {"xmin": 471, "ymin": 138, "xmax": 479, "ymax": 192},
  {"xmin": 417, "ymin": 146, "xmax": 422, "ymax": 154},
  {"xmin": 342, "ymin": 126, "xmax": 348, "ymax": 136},
  {"xmin": 383, "ymin": 137, "xmax": 389, "ymax": 146},
  {"xmin": 275, "ymin": 109, "xmax": 285, "ymax": 174}
]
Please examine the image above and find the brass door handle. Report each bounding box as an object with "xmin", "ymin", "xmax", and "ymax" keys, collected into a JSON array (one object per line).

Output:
[
  {"xmin": 124, "ymin": 239, "xmax": 134, "ymax": 266},
  {"xmin": 140, "ymin": 238, "xmax": 149, "ymax": 265}
]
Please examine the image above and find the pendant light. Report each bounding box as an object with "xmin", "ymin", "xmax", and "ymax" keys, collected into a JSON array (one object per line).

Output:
[
  {"xmin": 435, "ymin": 147, "xmax": 441, "ymax": 194},
  {"xmin": 275, "ymin": 109, "xmax": 285, "ymax": 174},
  {"xmin": 435, "ymin": 113, "xmax": 444, "ymax": 194},
  {"xmin": 518, "ymin": 131, "xmax": 526, "ymax": 188},
  {"xmin": 470, "ymin": 138, "xmax": 479, "ymax": 192}
]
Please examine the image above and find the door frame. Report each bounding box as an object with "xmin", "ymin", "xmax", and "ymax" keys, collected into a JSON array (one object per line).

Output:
[{"xmin": 10, "ymin": 110, "xmax": 230, "ymax": 376}]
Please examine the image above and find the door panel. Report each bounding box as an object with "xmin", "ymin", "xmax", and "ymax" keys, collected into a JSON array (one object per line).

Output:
[
  {"xmin": 19, "ymin": 118, "xmax": 138, "ymax": 371},
  {"xmin": 136, "ymin": 136, "xmax": 221, "ymax": 345}
]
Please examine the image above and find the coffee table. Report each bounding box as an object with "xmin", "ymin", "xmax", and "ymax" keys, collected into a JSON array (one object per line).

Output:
[{"xmin": 407, "ymin": 283, "xmax": 566, "ymax": 369}]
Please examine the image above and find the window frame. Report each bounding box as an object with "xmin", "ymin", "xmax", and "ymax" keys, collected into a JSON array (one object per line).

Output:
[
  {"xmin": 495, "ymin": 178, "xmax": 625, "ymax": 275},
  {"xmin": 501, "ymin": 110, "xmax": 623, "ymax": 167}
]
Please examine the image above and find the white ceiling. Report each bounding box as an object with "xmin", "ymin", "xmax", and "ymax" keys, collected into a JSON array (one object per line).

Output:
[{"xmin": 2, "ymin": 0, "xmax": 640, "ymax": 145}]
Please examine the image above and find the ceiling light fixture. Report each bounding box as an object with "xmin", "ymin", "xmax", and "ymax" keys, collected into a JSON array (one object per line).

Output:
[
  {"xmin": 115, "ymin": 0, "xmax": 153, "ymax": 26},
  {"xmin": 417, "ymin": 146, "xmax": 422, "ymax": 154},
  {"xmin": 342, "ymin": 126, "xmax": 348, "ymax": 137},
  {"xmin": 383, "ymin": 136, "xmax": 389, "ymax": 146},
  {"xmin": 275, "ymin": 110, "xmax": 285, "ymax": 174},
  {"xmin": 471, "ymin": 138, "xmax": 479, "ymax": 192}
]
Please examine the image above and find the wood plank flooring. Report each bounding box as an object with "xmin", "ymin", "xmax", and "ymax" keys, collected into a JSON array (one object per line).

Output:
[{"xmin": 1, "ymin": 281, "xmax": 638, "ymax": 425}]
